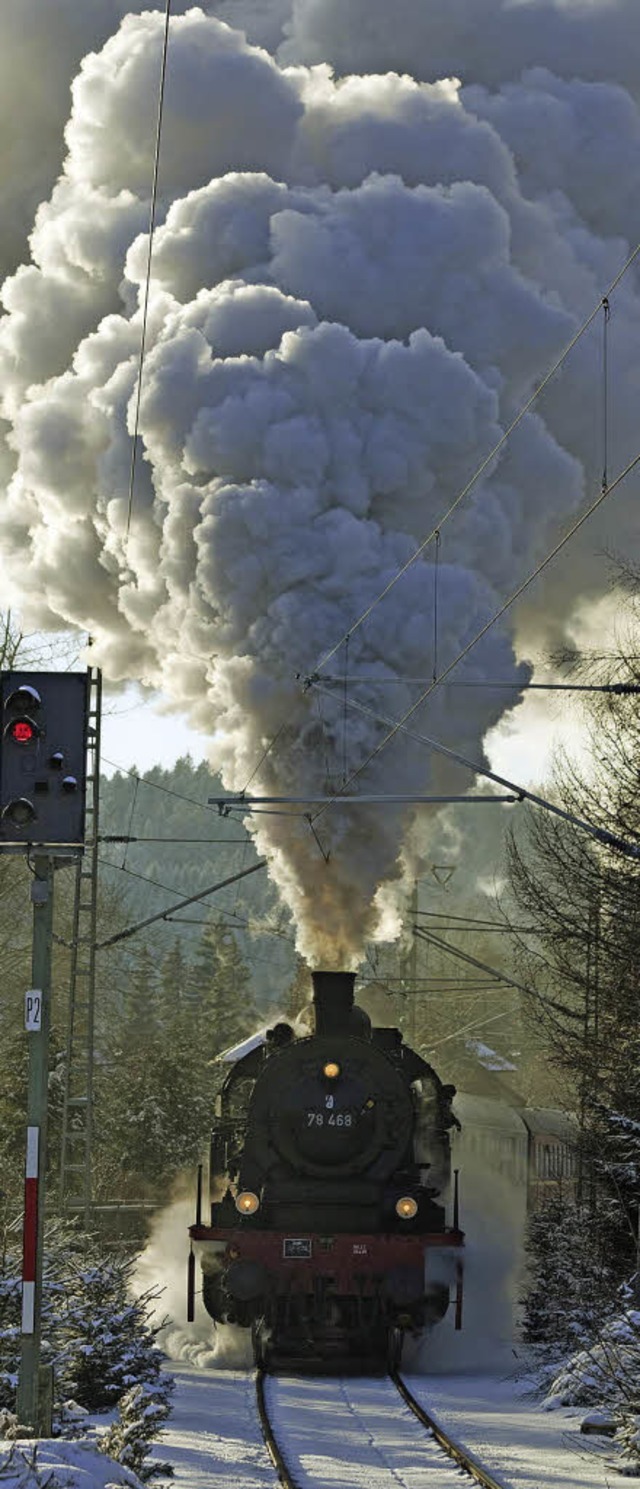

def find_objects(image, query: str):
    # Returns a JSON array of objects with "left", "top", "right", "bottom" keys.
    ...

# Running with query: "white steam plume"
[
  {"left": 133, "top": 1196, "right": 253, "bottom": 1368},
  {"left": 0, "top": 2, "right": 262, "bottom": 289},
  {"left": 281, "top": 0, "right": 640, "bottom": 99},
  {"left": 0, "top": 4, "right": 639, "bottom": 963}
]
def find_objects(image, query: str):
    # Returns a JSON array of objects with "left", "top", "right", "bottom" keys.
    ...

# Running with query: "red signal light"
[{"left": 6, "top": 717, "right": 39, "bottom": 744}]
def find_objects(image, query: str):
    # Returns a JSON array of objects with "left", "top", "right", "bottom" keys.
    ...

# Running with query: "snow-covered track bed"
[
  {"left": 256, "top": 1370, "right": 508, "bottom": 1489},
  {"left": 391, "top": 1371, "right": 506, "bottom": 1489}
]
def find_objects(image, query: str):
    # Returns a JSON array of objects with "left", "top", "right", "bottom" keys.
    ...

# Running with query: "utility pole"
[{"left": 16, "top": 856, "right": 55, "bottom": 1434}]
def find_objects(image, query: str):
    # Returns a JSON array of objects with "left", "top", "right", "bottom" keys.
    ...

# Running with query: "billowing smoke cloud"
[
  {"left": 281, "top": 0, "right": 640, "bottom": 98},
  {"left": 0, "top": 1, "right": 289, "bottom": 288},
  {"left": 1, "top": 3, "right": 638, "bottom": 964}
]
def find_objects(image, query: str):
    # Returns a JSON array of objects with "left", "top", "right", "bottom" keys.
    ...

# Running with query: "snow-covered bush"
[
  {"left": 0, "top": 1289, "right": 21, "bottom": 1414},
  {"left": 0, "top": 1438, "right": 145, "bottom": 1489},
  {"left": 0, "top": 1217, "right": 171, "bottom": 1445},
  {"left": 543, "top": 1305, "right": 640, "bottom": 1408},
  {"left": 98, "top": 1380, "right": 174, "bottom": 1480},
  {"left": 543, "top": 1302, "right": 640, "bottom": 1474},
  {"left": 522, "top": 1192, "right": 618, "bottom": 1354},
  {"left": 0, "top": 1221, "right": 23, "bottom": 1414},
  {"left": 615, "top": 1411, "right": 640, "bottom": 1478},
  {"left": 53, "top": 1252, "right": 167, "bottom": 1412},
  {"left": 0, "top": 1444, "right": 64, "bottom": 1489}
]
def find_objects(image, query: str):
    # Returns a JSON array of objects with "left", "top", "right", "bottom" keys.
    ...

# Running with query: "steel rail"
[
  {"left": 391, "top": 1369, "right": 507, "bottom": 1489},
  {"left": 255, "top": 1368, "right": 301, "bottom": 1489}
]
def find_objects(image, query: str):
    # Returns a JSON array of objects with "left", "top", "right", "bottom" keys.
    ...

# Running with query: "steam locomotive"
[{"left": 188, "top": 969, "right": 464, "bottom": 1371}]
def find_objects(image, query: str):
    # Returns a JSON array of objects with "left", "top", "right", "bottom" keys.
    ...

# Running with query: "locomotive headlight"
[
  {"left": 395, "top": 1196, "right": 418, "bottom": 1220},
  {"left": 322, "top": 1061, "right": 341, "bottom": 1080},
  {"left": 235, "top": 1190, "right": 260, "bottom": 1215}
]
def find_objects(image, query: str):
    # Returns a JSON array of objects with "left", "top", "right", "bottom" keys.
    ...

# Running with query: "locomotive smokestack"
[{"left": 311, "top": 970, "right": 356, "bottom": 1036}]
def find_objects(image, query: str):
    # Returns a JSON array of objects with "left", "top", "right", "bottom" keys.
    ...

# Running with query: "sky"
[
  {"left": 98, "top": 671, "right": 582, "bottom": 786},
  {"left": 100, "top": 680, "right": 211, "bottom": 776},
  {"left": 1, "top": 0, "right": 638, "bottom": 958}
]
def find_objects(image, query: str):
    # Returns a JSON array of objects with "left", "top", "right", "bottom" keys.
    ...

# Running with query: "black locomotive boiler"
[{"left": 188, "top": 969, "right": 464, "bottom": 1370}]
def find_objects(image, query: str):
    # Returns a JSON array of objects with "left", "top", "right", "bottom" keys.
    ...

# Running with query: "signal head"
[
  {"left": 5, "top": 716, "right": 40, "bottom": 744},
  {"left": 6, "top": 685, "right": 42, "bottom": 713},
  {"left": 1, "top": 797, "right": 37, "bottom": 826}
]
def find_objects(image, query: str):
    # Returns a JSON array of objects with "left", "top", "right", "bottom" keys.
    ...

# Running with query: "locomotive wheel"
[
  {"left": 387, "top": 1327, "right": 403, "bottom": 1373},
  {"left": 251, "top": 1320, "right": 271, "bottom": 1371}
]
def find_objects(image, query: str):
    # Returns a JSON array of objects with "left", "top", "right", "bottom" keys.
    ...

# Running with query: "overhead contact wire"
[
  {"left": 309, "top": 447, "right": 640, "bottom": 819},
  {"left": 311, "top": 683, "right": 640, "bottom": 861},
  {"left": 602, "top": 296, "right": 610, "bottom": 494},
  {"left": 342, "top": 633, "right": 350, "bottom": 785},
  {"left": 311, "top": 240, "right": 640, "bottom": 678},
  {"left": 125, "top": 0, "right": 173, "bottom": 544},
  {"left": 433, "top": 529, "right": 440, "bottom": 684},
  {"left": 241, "top": 720, "right": 293, "bottom": 794}
]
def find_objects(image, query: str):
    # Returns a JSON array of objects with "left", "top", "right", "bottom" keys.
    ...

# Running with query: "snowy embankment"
[
  {"left": 0, "top": 1363, "right": 620, "bottom": 1489},
  {"left": 0, "top": 1438, "right": 144, "bottom": 1489},
  {"left": 149, "top": 1363, "right": 619, "bottom": 1489},
  {"left": 409, "top": 1373, "right": 617, "bottom": 1489}
]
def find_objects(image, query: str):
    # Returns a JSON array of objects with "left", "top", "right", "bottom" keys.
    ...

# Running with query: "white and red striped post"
[
  {"left": 16, "top": 857, "right": 54, "bottom": 1435},
  {"left": 21, "top": 1126, "right": 40, "bottom": 1337}
]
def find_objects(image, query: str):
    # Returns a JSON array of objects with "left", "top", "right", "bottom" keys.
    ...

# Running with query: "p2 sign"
[{"left": 25, "top": 990, "right": 42, "bottom": 1031}]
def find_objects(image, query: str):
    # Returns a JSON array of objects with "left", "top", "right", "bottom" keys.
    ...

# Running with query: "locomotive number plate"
[
  {"left": 283, "top": 1238, "right": 312, "bottom": 1259},
  {"left": 306, "top": 1110, "right": 354, "bottom": 1127}
]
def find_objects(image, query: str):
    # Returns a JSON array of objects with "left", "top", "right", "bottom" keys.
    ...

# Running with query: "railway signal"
[
  {"left": 1, "top": 670, "right": 92, "bottom": 1433},
  {"left": 0, "top": 671, "right": 89, "bottom": 847}
]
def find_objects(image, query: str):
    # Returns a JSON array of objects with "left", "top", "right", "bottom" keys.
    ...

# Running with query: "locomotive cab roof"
[{"left": 216, "top": 1028, "right": 270, "bottom": 1063}]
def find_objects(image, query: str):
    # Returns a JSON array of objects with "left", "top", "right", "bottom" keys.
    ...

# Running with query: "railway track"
[
  {"left": 256, "top": 1368, "right": 507, "bottom": 1489},
  {"left": 390, "top": 1369, "right": 506, "bottom": 1489}
]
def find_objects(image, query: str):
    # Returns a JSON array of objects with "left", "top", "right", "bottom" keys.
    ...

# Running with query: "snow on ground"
[
  {"left": 0, "top": 1438, "right": 143, "bottom": 1489},
  {"left": 0, "top": 1364, "right": 620, "bottom": 1489},
  {"left": 154, "top": 1362, "right": 620, "bottom": 1489},
  {"left": 149, "top": 1364, "right": 276, "bottom": 1488},
  {"left": 407, "top": 1372, "right": 617, "bottom": 1488}
]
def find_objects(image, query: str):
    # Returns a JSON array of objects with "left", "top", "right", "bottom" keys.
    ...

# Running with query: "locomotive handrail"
[{"left": 391, "top": 1369, "right": 508, "bottom": 1489}]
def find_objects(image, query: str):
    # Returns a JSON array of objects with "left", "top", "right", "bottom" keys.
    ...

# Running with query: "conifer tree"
[
  {"left": 99, "top": 1379, "right": 174, "bottom": 1480},
  {"left": 0, "top": 1034, "right": 27, "bottom": 1207},
  {"left": 55, "top": 1251, "right": 168, "bottom": 1413},
  {"left": 158, "top": 938, "right": 189, "bottom": 1024},
  {"left": 508, "top": 622, "right": 640, "bottom": 1334},
  {"left": 122, "top": 943, "right": 161, "bottom": 1037},
  {"left": 523, "top": 1193, "right": 617, "bottom": 1353},
  {"left": 187, "top": 918, "right": 257, "bottom": 1057},
  {"left": 94, "top": 1007, "right": 211, "bottom": 1197},
  {"left": 0, "top": 1216, "right": 169, "bottom": 1434}
]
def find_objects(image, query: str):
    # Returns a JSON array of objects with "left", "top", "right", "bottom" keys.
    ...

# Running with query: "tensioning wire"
[
  {"left": 602, "top": 295, "right": 611, "bottom": 494},
  {"left": 427, "top": 1003, "right": 520, "bottom": 1051},
  {"left": 311, "top": 682, "right": 640, "bottom": 869},
  {"left": 124, "top": 0, "right": 172, "bottom": 545},
  {"left": 310, "top": 238, "right": 640, "bottom": 680},
  {"left": 102, "top": 756, "right": 239, "bottom": 815},
  {"left": 309, "top": 445, "right": 640, "bottom": 819}
]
